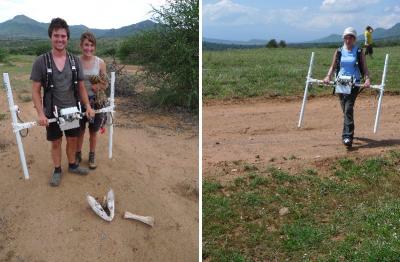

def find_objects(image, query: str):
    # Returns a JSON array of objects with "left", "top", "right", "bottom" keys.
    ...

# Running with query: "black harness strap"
[
  {"left": 335, "top": 47, "right": 364, "bottom": 78},
  {"left": 43, "top": 51, "right": 80, "bottom": 116},
  {"left": 43, "top": 52, "right": 54, "bottom": 116},
  {"left": 333, "top": 46, "right": 364, "bottom": 95},
  {"left": 67, "top": 52, "right": 80, "bottom": 103}
]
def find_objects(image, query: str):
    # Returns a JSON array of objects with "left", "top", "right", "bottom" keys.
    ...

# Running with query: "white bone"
[
  {"left": 124, "top": 211, "right": 154, "bottom": 227},
  {"left": 87, "top": 189, "right": 115, "bottom": 222},
  {"left": 87, "top": 195, "right": 113, "bottom": 222},
  {"left": 107, "top": 189, "right": 115, "bottom": 219}
]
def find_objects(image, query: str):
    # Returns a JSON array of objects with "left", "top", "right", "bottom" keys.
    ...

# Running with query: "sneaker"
[
  {"left": 343, "top": 138, "right": 352, "bottom": 148},
  {"left": 89, "top": 152, "right": 97, "bottom": 170},
  {"left": 50, "top": 170, "right": 62, "bottom": 186},
  {"left": 75, "top": 151, "right": 82, "bottom": 164},
  {"left": 68, "top": 165, "right": 89, "bottom": 176}
]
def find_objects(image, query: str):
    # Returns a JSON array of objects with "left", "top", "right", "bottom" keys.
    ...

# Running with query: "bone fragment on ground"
[
  {"left": 87, "top": 189, "right": 115, "bottom": 222},
  {"left": 124, "top": 211, "right": 154, "bottom": 227}
]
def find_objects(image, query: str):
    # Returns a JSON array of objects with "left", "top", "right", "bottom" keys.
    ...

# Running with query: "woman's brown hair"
[{"left": 80, "top": 31, "right": 96, "bottom": 46}]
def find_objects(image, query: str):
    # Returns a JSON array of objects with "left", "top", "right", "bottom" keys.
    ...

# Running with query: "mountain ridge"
[
  {"left": 0, "top": 15, "right": 157, "bottom": 39},
  {"left": 203, "top": 22, "right": 400, "bottom": 45}
]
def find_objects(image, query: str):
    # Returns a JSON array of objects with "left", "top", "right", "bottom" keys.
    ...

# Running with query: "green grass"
[
  {"left": 203, "top": 46, "right": 400, "bottom": 99},
  {"left": 1, "top": 55, "right": 36, "bottom": 91},
  {"left": 203, "top": 151, "right": 400, "bottom": 261}
]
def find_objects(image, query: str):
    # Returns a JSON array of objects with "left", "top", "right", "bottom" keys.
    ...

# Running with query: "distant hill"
[
  {"left": 311, "top": 22, "right": 400, "bottom": 43},
  {"left": 203, "top": 37, "right": 266, "bottom": 46},
  {"left": 203, "top": 41, "right": 266, "bottom": 51},
  {"left": 0, "top": 15, "right": 157, "bottom": 39}
]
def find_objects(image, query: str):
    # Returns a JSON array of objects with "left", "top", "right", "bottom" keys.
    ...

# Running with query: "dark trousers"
[
  {"left": 365, "top": 45, "right": 373, "bottom": 56},
  {"left": 338, "top": 87, "right": 359, "bottom": 140}
]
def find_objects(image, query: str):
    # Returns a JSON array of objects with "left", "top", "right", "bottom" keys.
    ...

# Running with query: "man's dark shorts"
[
  {"left": 80, "top": 96, "right": 106, "bottom": 133},
  {"left": 46, "top": 121, "right": 80, "bottom": 141},
  {"left": 365, "top": 45, "right": 373, "bottom": 55}
]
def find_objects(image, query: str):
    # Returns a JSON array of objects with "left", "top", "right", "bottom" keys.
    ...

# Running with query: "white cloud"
[
  {"left": 203, "top": 0, "right": 260, "bottom": 25},
  {"left": 302, "top": 13, "right": 356, "bottom": 30},
  {"left": 375, "top": 13, "right": 400, "bottom": 28},
  {"left": 321, "top": 0, "right": 380, "bottom": 13},
  {"left": 384, "top": 5, "right": 400, "bottom": 13}
]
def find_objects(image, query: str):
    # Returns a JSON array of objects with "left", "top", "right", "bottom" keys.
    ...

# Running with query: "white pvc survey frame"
[
  {"left": 2, "top": 72, "right": 116, "bottom": 179},
  {"left": 298, "top": 52, "right": 389, "bottom": 134}
]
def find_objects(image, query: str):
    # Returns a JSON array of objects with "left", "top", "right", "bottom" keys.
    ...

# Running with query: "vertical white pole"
[
  {"left": 108, "top": 72, "right": 115, "bottom": 159},
  {"left": 373, "top": 54, "right": 389, "bottom": 134},
  {"left": 298, "top": 52, "right": 315, "bottom": 128},
  {"left": 3, "top": 73, "right": 30, "bottom": 179}
]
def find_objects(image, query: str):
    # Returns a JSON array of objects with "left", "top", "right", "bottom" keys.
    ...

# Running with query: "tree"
[
  {"left": 0, "top": 47, "right": 9, "bottom": 63},
  {"left": 266, "top": 39, "right": 278, "bottom": 48},
  {"left": 279, "top": 40, "right": 287, "bottom": 48},
  {"left": 118, "top": 0, "right": 199, "bottom": 111}
]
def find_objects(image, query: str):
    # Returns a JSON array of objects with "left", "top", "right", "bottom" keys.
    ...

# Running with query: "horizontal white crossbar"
[{"left": 307, "top": 78, "right": 383, "bottom": 91}]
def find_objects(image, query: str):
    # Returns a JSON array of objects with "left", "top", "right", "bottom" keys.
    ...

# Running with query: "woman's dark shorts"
[{"left": 80, "top": 96, "right": 106, "bottom": 133}]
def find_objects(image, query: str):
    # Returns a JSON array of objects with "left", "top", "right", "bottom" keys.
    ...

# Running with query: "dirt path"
[
  {"left": 0, "top": 95, "right": 198, "bottom": 261},
  {"left": 203, "top": 95, "right": 400, "bottom": 175}
]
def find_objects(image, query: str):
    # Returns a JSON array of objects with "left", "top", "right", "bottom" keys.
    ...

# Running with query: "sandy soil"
[
  {"left": 0, "top": 93, "right": 198, "bottom": 261},
  {"left": 203, "top": 95, "right": 400, "bottom": 176}
]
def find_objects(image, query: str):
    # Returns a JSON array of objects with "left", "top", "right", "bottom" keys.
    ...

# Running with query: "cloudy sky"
[
  {"left": 0, "top": 0, "right": 167, "bottom": 29},
  {"left": 203, "top": 0, "right": 400, "bottom": 42}
]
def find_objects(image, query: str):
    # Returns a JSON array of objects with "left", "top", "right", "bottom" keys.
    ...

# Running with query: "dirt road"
[
  {"left": 0, "top": 95, "right": 198, "bottom": 261},
  {"left": 203, "top": 95, "right": 400, "bottom": 174}
]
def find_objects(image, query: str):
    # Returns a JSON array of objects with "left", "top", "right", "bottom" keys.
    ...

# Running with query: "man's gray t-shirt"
[{"left": 30, "top": 52, "right": 84, "bottom": 116}]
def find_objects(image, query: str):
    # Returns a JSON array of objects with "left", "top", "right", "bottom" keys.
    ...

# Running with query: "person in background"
[
  {"left": 76, "top": 31, "right": 108, "bottom": 169},
  {"left": 364, "top": 25, "right": 374, "bottom": 59}
]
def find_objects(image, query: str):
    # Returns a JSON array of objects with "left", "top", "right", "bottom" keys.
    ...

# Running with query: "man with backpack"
[
  {"left": 323, "top": 27, "right": 371, "bottom": 149},
  {"left": 31, "top": 18, "right": 95, "bottom": 186}
]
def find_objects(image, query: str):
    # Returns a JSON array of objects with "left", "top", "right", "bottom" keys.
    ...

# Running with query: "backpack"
[
  {"left": 42, "top": 51, "right": 80, "bottom": 116},
  {"left": 335, "top": 46, "right": 364, "bottom": 79}
]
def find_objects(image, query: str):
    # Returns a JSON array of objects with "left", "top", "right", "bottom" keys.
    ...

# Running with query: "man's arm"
[{"left": 32, "top": 81, "right": 48, "bottom": 126}]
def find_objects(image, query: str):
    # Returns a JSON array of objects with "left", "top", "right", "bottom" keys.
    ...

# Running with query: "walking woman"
[
  {"left": 76, "top": 31, "right": 108, "bottom": 168},
  {"left": 323, "top": 27, "right": 371, "bottom": 148}
]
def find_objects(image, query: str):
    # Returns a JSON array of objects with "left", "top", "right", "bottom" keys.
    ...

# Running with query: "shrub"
[
  {"left": 266, "top": 39, "right": 278, "bottom": 48},
  {"left": 0, "top": 47, "right": 9, "bottom": 62},
  {"left": 118, "top": 0, "right": 199, "bottom": 111}
]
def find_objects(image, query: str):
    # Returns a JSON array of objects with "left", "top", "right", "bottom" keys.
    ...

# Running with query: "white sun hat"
[{"left": 343, "top": 27, "right": 357, "bottom": 38}]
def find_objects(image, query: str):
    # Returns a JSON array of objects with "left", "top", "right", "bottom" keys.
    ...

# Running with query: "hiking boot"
[
  {"left": 88, "top": 152, "right": 97, "bottom": 170},
  {"left": 50, "top": 169, "right": 62, "bottom": 187},
  {"left": 75, "top": 151, "right": 82, "bottom": 164},
  {"left": 68, "top": 165, "right": 89, "bottom": 176},
  {"left": 343, "top": 138, "right": 352, "bottom": 148}
]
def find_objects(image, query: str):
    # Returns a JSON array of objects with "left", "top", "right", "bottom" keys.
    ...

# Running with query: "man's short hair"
[
  {"left": 80, "top": 31, "right": 97, "bottom": 47},
  {"left": 48, "top": 18, "right": 70, "bottom": 39},
  {"left": 366, "top": 25, "right": 373, "bottom": 31}
]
